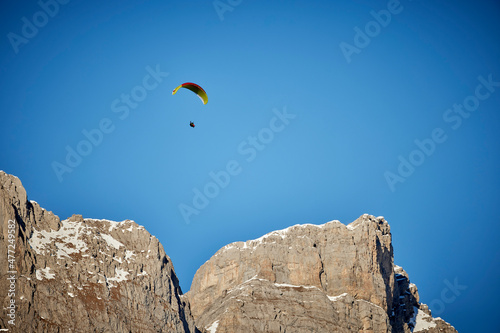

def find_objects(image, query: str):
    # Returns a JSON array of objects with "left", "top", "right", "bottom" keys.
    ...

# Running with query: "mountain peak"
[
  {"left": 187, "top": 214, "right": 456, "bottom": 333},
  {"left": 0, "top": 171, "right": 458, "bottom": 332},
  {"left": 0, "top": 171, "right": 198, "bottom": 332}
]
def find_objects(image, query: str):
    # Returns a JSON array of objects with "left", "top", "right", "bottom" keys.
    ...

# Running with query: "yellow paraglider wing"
[{"left": 172, "top": 82, "right": 208, "bottom": 104}]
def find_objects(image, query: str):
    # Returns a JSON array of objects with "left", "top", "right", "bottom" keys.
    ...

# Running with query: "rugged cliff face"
[
  {"left": 0, "top": 171, "right": 458, "bottom": 332},
  {"left": 186, "top": 216, "right": 458, "bottom": 333},
  {"left": 0, "top": 171, "right": 198, "bottom": 333}
]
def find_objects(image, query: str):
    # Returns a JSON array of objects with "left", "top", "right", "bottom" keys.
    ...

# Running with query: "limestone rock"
[
  {"left": 0, "top": 170, "right": 458, "bottom": 332},
  {"left": 187, "top": 215, "right": 458, "bottom": 333},
  {"left": 0, "top": 171, "right": 198, "bottom": 333}
]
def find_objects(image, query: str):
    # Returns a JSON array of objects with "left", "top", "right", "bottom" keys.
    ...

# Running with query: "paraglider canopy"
[{"left": 172, "top": 82, "right": 208, "bottom": 105}]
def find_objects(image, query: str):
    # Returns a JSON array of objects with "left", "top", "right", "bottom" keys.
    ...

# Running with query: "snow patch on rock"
[
  {"left": 328, "top": 292, "right": 348, "bottom": 302},
  {"left": 100, "top": 233, "right": 124, "bottom": 249},
  {"left": 29, "top": 220, "right": 89, "bottom": 259},
  {"left": 36, "top": 267, "right": 55, "bottom": 280},
  {"left": 220, "top": 220, "right": 342, "bottom": 253},
  {"left": 107, "top": 268, "right": 130, "bottom": 285},
  {"left": 125, "top": 250, "right": 136, "bottom": 261},
  {"left": 274, "top": 283, "right": 321, "bottom": 290},
  {"left": 410, "top": 307, "right": 437, "bottom": 332},
  {"left": 206, "top": 320, "right": 219, "bottom": 333}
]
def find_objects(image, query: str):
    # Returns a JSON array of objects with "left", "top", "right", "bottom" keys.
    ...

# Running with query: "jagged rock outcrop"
[
  {"left": 186, "top": 216, "right": 458, "bottom": 333},
  {"left": 0, "top": 170, "right": 458, "bottom": 332},
  {"left": 0, "top": 171, "right": 198, "bottom": 333}
]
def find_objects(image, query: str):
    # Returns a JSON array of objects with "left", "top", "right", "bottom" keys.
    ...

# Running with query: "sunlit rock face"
[
  {"left": 0, "top": 170, "right": 458, "bottom": 332},
  {"left": 0, "top": 171, "right": 198, "bottom": 333},
  {"left": 187, "top": 215, "right": 458, "bottom": 333}
]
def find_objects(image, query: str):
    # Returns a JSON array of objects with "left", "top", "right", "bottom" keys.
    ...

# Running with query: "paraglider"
[
  {"left": 172, "top": 82, "right": 208, "bottom": 105},
  {"left": 172, "top": 82, "right": 207, "bottom": 127}
]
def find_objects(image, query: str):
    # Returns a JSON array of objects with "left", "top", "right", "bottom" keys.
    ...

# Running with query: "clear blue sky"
[{"left": 1, "top": 1, "right": 499, "bottom": 331}]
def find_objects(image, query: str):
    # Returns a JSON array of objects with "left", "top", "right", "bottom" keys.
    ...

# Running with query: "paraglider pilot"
[{"left": 190, "top": 121, "right": 195, "bottom": 128}]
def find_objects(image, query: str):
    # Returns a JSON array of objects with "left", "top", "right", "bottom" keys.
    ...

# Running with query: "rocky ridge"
[
  {"left": 186, "top": 216, "right": 458, "bottom": 333},
  {"left": 0, "top": 170, "right": 458, "bottom": 332},
  {"left": 0, "top": 171, "right": 198, "bottom": 333}
]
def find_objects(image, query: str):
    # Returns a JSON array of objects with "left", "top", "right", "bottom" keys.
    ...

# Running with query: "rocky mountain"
[
  {"left": 186, "top": 216, "right": 458, "bottom": 333},
  {"left": 0, "top": 171, "right": 458, "bottom": 332},
  {"left": 0, "top": 171, "right": 198, "bottom": 333}
]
